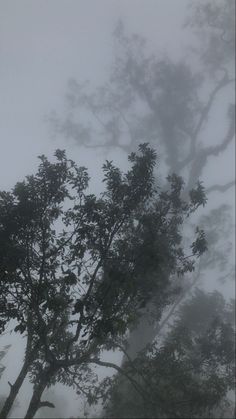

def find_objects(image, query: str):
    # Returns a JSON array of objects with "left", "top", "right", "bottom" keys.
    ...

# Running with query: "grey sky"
[
  {"left": 0, "top": 2, "right": 190, "bottom": 417},
  {"left": 0, "top": 1, "right": 234, "bottom": 418},
  {"left": 0, "top": 0, "right": 190, "bottom": 190}
]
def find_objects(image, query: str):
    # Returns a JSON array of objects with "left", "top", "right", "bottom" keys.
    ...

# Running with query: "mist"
[{"left": 0, "top": 1, "right": 235, "bottom": 418}]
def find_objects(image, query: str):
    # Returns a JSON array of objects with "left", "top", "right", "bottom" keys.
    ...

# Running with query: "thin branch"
[
  {"left": 38, "top": 401, "right": 55, "bottom": 409},
  {"left": 64, "top": 258, "right": 103, "bottom": 358},
  {"left": 204, "top": 119, "right": 235, "bottom": 158},
  {"left": 179, "top": 77, "right": 235, "bottom": 170},
  {"left": 88, "top": 358, "right": 147, "bottom": 401},
  {"left": 186, "top": 117, "right": 235, "bottom": 191},
  {"left": 154, "top": 265, "right": 201, "bottom": 337},
  {"left": 114, "top": 341, "right": 152, "bottom": 388},
  {"left": 65, "top": 217, "right": 125, "bottom": 356},
  {"left": 193, "top": 77, "right": 234, "bottom": 140},
  {"left": 206, "top": 180, "right": 235, "bottom": 194}
]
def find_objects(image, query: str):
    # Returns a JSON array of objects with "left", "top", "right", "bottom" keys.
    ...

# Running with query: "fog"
[
  {"left": 0, "top": 1, "right": 235, "bottom": 418},
  {"left": 0, "top": 0, "right": 190, "bottom": 189}
]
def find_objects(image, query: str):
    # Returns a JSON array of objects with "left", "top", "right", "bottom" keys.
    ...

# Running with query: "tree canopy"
[
  {"left": 0, "top": 144, "right": 207, "bottom": 418},
  {"left": 106, "top": 290, "right": 235, "bottom": 418},
  {"left": 0, "top": 1, "right": 234, "bottom": 418}
]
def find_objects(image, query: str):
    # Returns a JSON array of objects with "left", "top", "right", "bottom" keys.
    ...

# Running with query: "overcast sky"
[
  {"left": 0, "top": 2, "right": 190, "bottom": 417},
  {"left": 0, "top": 0, "right": 191, "bottom": 191},
  {"left": 0, "top": 1, "right": 234, "bottom": 418}
]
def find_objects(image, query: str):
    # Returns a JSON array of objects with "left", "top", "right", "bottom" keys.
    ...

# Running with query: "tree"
[
  {"left": 48, "top": 1, "right": 234, "bottom": 416},
  {"left": 51, "top": 0, "right": 235, "bottom": 359},
  {"left": 0, "top": 145, "right": 206, "bottom": 418},
  {"left": 0, "top": 345, "right": 11, "bottom": 381},
  {"left": 105, "top": 290, "right": 235, "bottom": 418},
  {"left": 0, "top": 345, "right": 12, "bottom": 414}
]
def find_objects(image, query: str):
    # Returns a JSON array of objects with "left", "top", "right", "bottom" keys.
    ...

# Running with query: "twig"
[{"left": 206, "top": 180, "right": 235, "bottom": 194}]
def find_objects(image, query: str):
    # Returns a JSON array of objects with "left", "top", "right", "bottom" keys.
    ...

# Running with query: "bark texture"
[{"left": 24, "top": 366, "right": 55, "bottom": 419}]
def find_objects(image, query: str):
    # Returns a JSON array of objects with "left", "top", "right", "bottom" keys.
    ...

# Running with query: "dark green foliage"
[
  {"left": 44, "top": 2, "right": 234, "bottom": 417},
  {"left": 0, "top": 145, "right": 206, "bottom": 417}
]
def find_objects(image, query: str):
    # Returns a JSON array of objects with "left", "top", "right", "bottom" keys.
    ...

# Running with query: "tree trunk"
[
  {"left": 126, "top": 307, "right": 157, "bottom": 359},
  {"left": 0, "top": 359, "right": 31, "bottom": 419},
  {"left": 0, "top": 325, "right": 38, "bottom": 419},
  {"left": 24, "top": 366, "right": 55, "bottom": 419},
  {"left": 126, "top": 283, "right": 194, "bottom": 360}
]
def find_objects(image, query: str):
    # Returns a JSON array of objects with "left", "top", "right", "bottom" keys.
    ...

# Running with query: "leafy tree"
[
  {"left": 0, "top": 145, "right": 206, "bottom": 418},
  {"left": 51, "top": 0, "right": 235, "bottom": 362},
  {"left": 105, "top": 290, "right": 235, "bottom": 418},
  {"left": 48, "top": 1, "right": 235, "bottom": 416},
  {"left": 1, "top": 2, "right": 234, "bottom": 417}
]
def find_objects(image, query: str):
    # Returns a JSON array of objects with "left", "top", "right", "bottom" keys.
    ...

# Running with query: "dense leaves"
[
  {"left": 0, "top": 145, "right": 206, "bottom": 417},
  {"left": 106, "top": 291, "right": 235, "bottom": 419},
  {"left": 1, "top": 2, "right": 234, "bottom": 416}
]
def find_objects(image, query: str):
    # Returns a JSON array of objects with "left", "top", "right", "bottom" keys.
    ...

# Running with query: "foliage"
[
  {"left": 0, "top": 145, "right": 207, "bottom": 417},
  {"left": 186, "top": 0, "right": 235, "bottom": 73},
  {"left": 53, "top": 1, "right": 234, "bottom": 196},
  {"left": 105, "top": 290, "right": 235, "bottom": 418},
  {"left": 1, "top": 1, "right": 234, "bottom": 416}
]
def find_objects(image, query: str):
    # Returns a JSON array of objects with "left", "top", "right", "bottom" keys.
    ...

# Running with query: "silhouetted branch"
[
  {"left": 205, "top": 119, "right": 235, "bottom": 158},
  {"left": 89, "top": 358, "right": 147, "bottom": 400},
  {"left": 114, "top": 341, "right": 152, "bottom": 388},
  {"left": 186, "top": 117, "right": 235, "bottom": 190},
  {"left": 206, "top": 180, "right": 235, "bottom": 194},
  {"left": 193, "top": 76, "right": 234, "bottom": 140},
  {"left": 38, "top": 401, "right": 55, "bottom": 409},
  {"left": 180, "top": 77, "right": 235, "bottom": 171},
  {"left": 154, "top": 272, "right": 200, "bottom": 337}
]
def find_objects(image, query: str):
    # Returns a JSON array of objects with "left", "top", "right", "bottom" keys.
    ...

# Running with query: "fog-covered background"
[
  {"left": 0, "top": 0, "right": 192, "bottom": 190},
  {"left": 0, "top": 1, "right": 235, "bottom": 418}
]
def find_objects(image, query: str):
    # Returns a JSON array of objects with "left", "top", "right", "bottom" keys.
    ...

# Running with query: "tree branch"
[
  {"left": 154, "top": 265, "right": 202, "bottom": 337},
  {"left": 114, "top": 341, "right": 152, "bottom": 389},
  {"left": 38, "top": 401, "right": 55, "bottom": 409},
  {"left": 186, "top": 117, "right": 235, "bottom": 191},
  {"left": 179, "top": 77, "right": 235, "bottom": 171},
  {"left": 205, "top": 120, "right": 235, "bottom": 158},
  {"left": 193, "top": 76, "right": 234, "bottom": 140},
  {"left": 206, "top": 180, "right": 235, "bottom": 194},
  {"left": 88, "top": 358, "right": 147, "bottom": 401}
]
